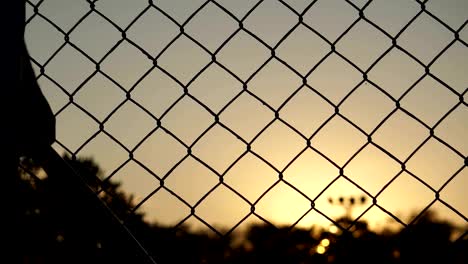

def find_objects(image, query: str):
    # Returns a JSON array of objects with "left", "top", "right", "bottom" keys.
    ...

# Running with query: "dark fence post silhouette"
[
  {"left": 2, "top": 1, "right": 55, "bottom": 262},
  {"left": 5, "top": 1, "right": 157, "bottom": 263}
]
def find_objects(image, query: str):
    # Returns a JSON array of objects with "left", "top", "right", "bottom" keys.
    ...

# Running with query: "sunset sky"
[{"left": 25, "top": 0, "right": 467, "bottom": 233}]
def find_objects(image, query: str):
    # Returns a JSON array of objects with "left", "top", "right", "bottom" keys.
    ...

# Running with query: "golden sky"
[{"left": 25, "top": 0, "right": 467, "bottom": 232}]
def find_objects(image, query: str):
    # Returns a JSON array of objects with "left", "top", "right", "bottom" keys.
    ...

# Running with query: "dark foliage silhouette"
[
  {"left": 17, "top": 156, "right": 143, "bottom": 263},
  {"left": 16, "top": 156, "right": 467, "bottom": 263},
  {"left": 9, "top": 0, "right": 467, "bottom": 263}
]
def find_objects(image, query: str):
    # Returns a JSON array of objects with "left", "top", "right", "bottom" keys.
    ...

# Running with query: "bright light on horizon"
[
  {"left": 320, "top": 238, "right": 330, "bottom": 247},
  {"left": 316, "top": 245, "right": 326, "bottom": 255},
  {"left": 26, "top": 0, "right": 467, "bottom": 233}
]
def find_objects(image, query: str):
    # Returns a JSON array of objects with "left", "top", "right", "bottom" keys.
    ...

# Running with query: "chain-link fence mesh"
[{"left": 23, "top": 0, "right": 467, "bottom": 261}]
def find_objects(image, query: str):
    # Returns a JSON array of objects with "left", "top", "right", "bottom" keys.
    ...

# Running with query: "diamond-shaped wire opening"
[
  {"left": 224, "top": 153, "right": 278, "bottom": 203},
  {"left": 195, "top": 185, "right": 250, "bottom": 234},
  {"left": 373, "top": 110, "right": 428, "bottom": 161},
  {"left": 376, "top": 172, "right": 435, "bottom": 225},
  {"left": 401, "top": 76, "right": 459, "bottom": 127},
  {"left": 133, "top": 129, "right": 187, "bottom": 177},
  {"left": 251, "top": 121, "right": 305, "bottom": 170},
  {"left": 126, "top": 6, "right": 179, "bottom": 57},
  {"left": 45, "top": 44, "right": 96, "bottom": 94},
  {"left": 368, "top": 48, "right": 425, "bottom": 99},
  {"left": 364, "top": 0, "right": 420, "bottom": 37},
  {"left": 398, "top": 12, "right": 454, "bottom": 65},
  {"left": 406, "top": 138, "right": 464, "bottom": 189},
  {"left": 78, "top": 132, "right": 129, "bottom": 176},
  {"left": 141, "top": 188, "right": 190, "bottom": 226},
  {"left": 70, "top": 12, "right": 121, "bottom": 61},
  {"left": 55, "top": 104, "right": 99, "bottom": 152},
  {"left": 340, "top": 82, "right": 395, "bottom": 133},
  {"left": 283, "top": 149, "right": 339, "bottom": 200},
  {"left": 303, "top": 0, "right": 358, "bottom": 42},
  {"left": 104, "top": 101, "right": 155, "bottom": 149},
  {"left": 280, "top": 87, "right": 334, "bottom": 137},
  {"left": 217, "top": 30, "right": 271, "bottom": 81},
  {"left": 311, "top": 116, "right": 367, "bottom": 166},
  {"left": 189, "top": 64, "right": 242, "bottom": 113},
  {"left": 244, "top": 0, "right": 298, "bottom": 47},
  {"left": 162, "top": 96, "right": 214, "bottom": 145},
  {"left": 165, "top": 157, "right": 219, "bottom": 206},
  {"left": 220, "top": 92, "right": 274, "bottom": 142},
  {"left": 100, "top": 41, "right": 153, "bottom": 90},
  {"left": 157, "top": 35, "right": 211, "bottom": 85},
  {"left": 307, "top": 53, "right": 362, "bottom": 104},
  {"left": 74, "top": 73, "right": 126, "bottom": 121},
  {"left": 255, "top": 182, "right": 312, "bottom": 226},
  {"left": 248, "top": 59, "right": 302, "bottom": 110},
  {"left": 192, "top": 124, "right": 246, "bottom": 174},
  {"left": 336, "top": 19, "right": 392, "bottom": 70},
  {"left": 109, "top": 161, "right": 160, "bottom": 209},
  {"left": 185, "top": 2, "right": 239, "bottom": 52},
  {"left": 345, "top": 145, "right": 401, "bottom": 196},
  {"left": 430, "top": 42, "right": 468, "bottom": 94},
  {"left": 276, "top": 24, "right": 330, "bottom": 75},
  {"left": 131, "top": 68, "right": 184, "bottom": 118}
]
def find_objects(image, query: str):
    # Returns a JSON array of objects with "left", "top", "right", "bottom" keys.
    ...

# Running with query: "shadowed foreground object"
[
  {"left": 2, "top": 1, "right": 157, "bottom": 263},
  {"left": 34, "top": 147, "right": 158, "bottom": 263},
  {"left": 2, "top": 1, "right": 56, "bottom": 262}
]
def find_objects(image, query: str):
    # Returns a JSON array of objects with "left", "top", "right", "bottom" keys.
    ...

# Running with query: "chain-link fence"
[{"left": 23, "top": 0, "right": 466, "bottom": 262}]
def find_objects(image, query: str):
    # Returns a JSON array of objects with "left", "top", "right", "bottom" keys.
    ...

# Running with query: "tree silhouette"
[
  {"left": 396, "top": 210, "right": 466, "bottom": 264},
  {"left": 16, "top": 155, "right": 150, "bottom": 263},
  {"left": 14, "top": 156, "right": 468, "bottom": 263},
  {"left": 15, "top": 155, "right": 232, "bottom": 263}
]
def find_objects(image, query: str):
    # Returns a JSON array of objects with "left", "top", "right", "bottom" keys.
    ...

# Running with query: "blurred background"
[{"left": 24, "top": 0, "right": 467, "bottom": 237}]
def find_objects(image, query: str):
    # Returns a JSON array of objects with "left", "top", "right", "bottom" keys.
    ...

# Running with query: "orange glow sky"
[{"left": 25, "top": 0, "right": 467, "bottom": 233}]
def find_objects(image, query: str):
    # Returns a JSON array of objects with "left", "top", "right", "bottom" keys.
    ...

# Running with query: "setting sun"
[{"left": 25, "top": 0, "right": 467, "bottom": 235}]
